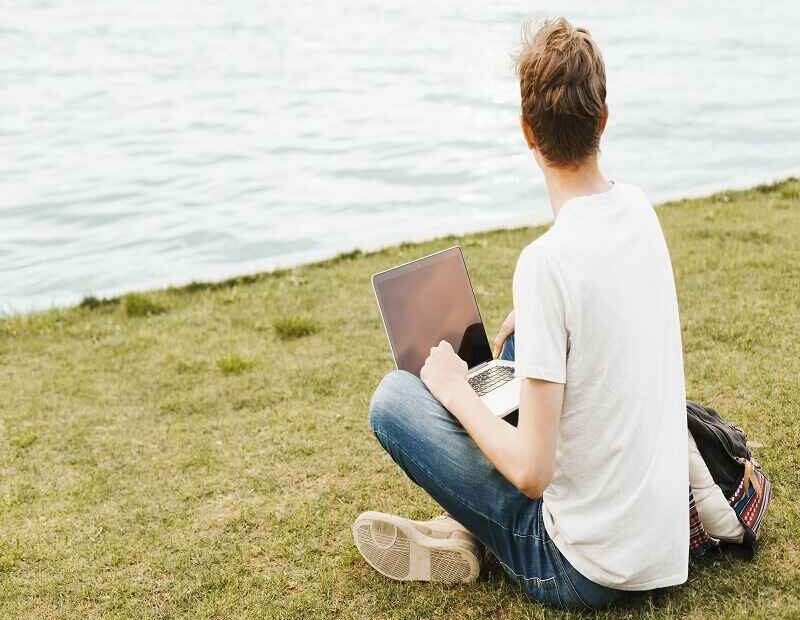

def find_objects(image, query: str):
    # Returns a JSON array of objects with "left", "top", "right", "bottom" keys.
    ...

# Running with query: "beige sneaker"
[{"left": 352, "top": 511, "right": 482, "bottom": 583}]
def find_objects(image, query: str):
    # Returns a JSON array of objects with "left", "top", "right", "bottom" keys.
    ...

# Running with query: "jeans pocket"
[
  {"left": 520, "top": 575, "right": 564, "bottom": 609},
  {"left": 550, "top": 541, "right": 630, "bottom": 610},
  {"left": 499, "top": 559, "right": 564, "bottom": 608},
  {"left": 550, "top": 542, "right": 594, "bottom": 610}
]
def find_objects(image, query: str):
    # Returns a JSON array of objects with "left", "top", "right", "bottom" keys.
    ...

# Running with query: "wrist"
[{"left": 441, "top": 378, "right": 474, "bottom": 412}]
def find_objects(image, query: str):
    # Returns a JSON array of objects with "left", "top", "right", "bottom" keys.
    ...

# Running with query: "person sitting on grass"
[{"left": 352, "top": 17, "right": 689, "bottom": 610}]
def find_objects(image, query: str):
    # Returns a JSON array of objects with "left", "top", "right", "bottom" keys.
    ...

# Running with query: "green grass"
[
  {"left": 1, "top": 179, "right": 799, "bottom": 619},
  {"left": 216, "top": 353, "right": 257, "bottom": 375},
  {"left": 123, "top": 293, "right": 167, "bottom": 317},
  {"left": 273, "top": 315, "right": 321, "bottom": 340}
]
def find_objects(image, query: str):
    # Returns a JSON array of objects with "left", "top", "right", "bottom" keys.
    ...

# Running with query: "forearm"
[
  {"left": 419, "top": 341, "right": 558, "bottom": 497},
  {"left": 443, "top": 382, "right": 537, "bottom": 493}
]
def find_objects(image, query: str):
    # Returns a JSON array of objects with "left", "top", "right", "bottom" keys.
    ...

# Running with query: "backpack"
[{"left": 686, "top": 401, "right": 772, "bottom": 559}]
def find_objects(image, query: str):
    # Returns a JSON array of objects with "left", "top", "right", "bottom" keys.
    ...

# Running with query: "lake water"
[{"left": 3, "top": 1, "right": 800, "bottom": 313}]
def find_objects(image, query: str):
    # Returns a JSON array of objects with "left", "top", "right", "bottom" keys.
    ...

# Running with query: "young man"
[{"left": 353, "top": 18, "right": 689, "bottom": 609}]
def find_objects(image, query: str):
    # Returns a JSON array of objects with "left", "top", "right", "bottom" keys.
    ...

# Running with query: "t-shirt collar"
[{"left": 556, "top": 180, "right": 617, "bottom": 220}]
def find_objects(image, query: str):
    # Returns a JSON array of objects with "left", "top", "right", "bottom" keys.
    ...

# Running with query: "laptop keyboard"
[{"left": 468, "top": 365, "right": 514, "bottom": 397}]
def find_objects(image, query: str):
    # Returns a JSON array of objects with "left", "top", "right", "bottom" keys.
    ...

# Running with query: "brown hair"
[{"left": 514, "top": 18, "right": 607, "bottom": 168}]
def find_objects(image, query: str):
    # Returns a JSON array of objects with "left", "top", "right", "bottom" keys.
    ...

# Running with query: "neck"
[{"left": 542, "top": 157, "right": 609, "bottom": 218}]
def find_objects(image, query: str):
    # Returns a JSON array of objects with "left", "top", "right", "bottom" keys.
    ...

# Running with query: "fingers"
[
  {"left": 429, "top": 340, "right": 453, "bottom": 355},
  {"left": 425, "top": 340, "right": 460, "bottom": 372},
  {"left": 420, "top": 341, "right": 448, "bottom": 385},
  {"left": 491, "top": 310, "right": 515, "bottom": 358},
  {"left": 491, "top": 336, "right": 501, "bottom": 359},
  {"left": 492, "top": 327, "right": 511, "bottom": 359}
]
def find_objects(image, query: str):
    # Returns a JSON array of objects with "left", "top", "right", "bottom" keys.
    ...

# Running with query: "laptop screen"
[{"left": 372, "top": 247, "right": 492, "bottom": 376}]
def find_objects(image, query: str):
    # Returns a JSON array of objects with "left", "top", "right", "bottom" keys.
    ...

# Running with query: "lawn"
[{"left": 1, "top": 179, "right": 799, "bottom": 619}]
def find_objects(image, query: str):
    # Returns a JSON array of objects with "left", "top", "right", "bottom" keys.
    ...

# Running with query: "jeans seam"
[
  {"left": 496, "top": 559, "right": 557, "bottom": 586},
  {"left": 498, "top": 559, "right": 562, "bottom": 607},
  {"left": 372, "top": 428, "right": 545, "bottom": 542},
  {"left": 551, "top": 541, "right": 593, "bottom": 611}
]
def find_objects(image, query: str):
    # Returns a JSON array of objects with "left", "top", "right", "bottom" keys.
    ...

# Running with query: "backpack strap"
[{"left": 737, "top": 458, "right": 763, "bottom": 500}]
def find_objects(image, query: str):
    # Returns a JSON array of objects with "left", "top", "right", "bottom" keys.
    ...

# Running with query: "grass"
[
  {"left": 123, "top": 293, "right": 168, "bottom": 318},
  {"left": 273, "top": 316, "right": 321, "bottom": 340},
  {"left": 216, "top": 353, "right": 257, "bottom": 375},
  {"left": 1, "top": 179, "right": 799, "bottom": 619}
]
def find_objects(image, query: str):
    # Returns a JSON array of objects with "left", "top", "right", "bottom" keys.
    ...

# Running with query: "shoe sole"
[{"left": 352, "top": 511, "right": 480, "bottom": 583}]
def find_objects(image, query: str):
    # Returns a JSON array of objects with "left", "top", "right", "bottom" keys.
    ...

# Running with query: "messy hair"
[{"left": 514, "top": 18, "right": 607, "bottom": 168}]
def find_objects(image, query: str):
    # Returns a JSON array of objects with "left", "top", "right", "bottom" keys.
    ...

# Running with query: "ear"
[
  {"left": 520, "top": 116, "right": 537, "bottom": 150},
  {"left": 598, "top": 104, "right": 609, "bottom": 135}
]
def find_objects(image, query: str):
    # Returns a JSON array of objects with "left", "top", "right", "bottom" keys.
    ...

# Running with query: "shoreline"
[{"left": 3, "top": 173, "right": 799, "bottom": 319}]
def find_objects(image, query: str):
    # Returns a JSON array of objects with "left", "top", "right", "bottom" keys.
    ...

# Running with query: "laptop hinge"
[{"left": 470, "top": 360, "right": 491, "bottom": 374}]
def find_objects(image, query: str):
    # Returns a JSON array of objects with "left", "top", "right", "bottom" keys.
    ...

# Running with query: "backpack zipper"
[{"left": 707, "top": 418, "right": 749, "bottom": 462}]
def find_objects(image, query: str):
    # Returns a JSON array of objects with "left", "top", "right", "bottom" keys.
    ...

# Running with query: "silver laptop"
[{"left": 372, "top": 246, "right": 520, "bottom": 417}]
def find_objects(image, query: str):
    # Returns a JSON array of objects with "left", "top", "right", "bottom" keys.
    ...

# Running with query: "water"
[{"left": 3, "top": 1, "right": 799, "bottom": 313}]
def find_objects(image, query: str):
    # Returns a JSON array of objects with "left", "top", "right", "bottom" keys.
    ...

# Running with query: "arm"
[{"left": 421, "top": 341, "right": 563, "bottom": 499}]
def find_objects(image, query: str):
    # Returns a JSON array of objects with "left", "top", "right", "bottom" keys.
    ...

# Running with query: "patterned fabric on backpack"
[
  {"left": 689, "top": 488, "right": 720, "bottom": 558},
  {"left": 728, "top": 458, "right": 772, "bottom": 555}
]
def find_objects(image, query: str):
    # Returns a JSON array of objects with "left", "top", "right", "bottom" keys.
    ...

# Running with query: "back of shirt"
[{"left": 512, "top": 182, "right": 689, "bottom": 590}]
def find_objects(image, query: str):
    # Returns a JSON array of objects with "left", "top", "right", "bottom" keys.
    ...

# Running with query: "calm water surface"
[{"left": 2, "top": 1, "right": 800, "bottom": 312}]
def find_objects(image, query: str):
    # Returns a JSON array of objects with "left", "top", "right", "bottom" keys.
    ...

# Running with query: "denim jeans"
[{"left": 368, "top": 335, "right": 626, "bottom": 610}]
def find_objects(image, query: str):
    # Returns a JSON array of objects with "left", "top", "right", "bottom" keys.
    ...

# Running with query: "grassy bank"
[{"left": 1, "top": 179, "right": 799, "bottom": 619}]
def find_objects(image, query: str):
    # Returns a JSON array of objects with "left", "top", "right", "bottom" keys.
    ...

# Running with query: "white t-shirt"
[{"left": 512, "top": 182, "right": 689, "bottom": 590}]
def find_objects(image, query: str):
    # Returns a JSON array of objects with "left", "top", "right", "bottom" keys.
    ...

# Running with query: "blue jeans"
[{"left": 368, "top": 335, "right": 626, "bottom": 610}]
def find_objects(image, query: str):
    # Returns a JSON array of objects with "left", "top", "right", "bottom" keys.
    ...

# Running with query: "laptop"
[{"left": 372, "top": 246, "right": 521, "bottom": 417}]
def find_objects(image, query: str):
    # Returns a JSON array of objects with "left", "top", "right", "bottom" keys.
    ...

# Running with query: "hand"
[
  {"left": 491, "top": 310, "right": 515, "bottom": 359},
  {"left": 420, "top": 340, "right": 469, "bottom": 408}
]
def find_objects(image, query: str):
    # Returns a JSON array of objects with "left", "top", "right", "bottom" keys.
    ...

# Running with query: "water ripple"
[{"left": 1, "top": 0, "right": 799, "bottom": 313}]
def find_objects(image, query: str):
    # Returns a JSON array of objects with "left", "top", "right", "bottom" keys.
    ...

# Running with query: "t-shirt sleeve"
[{"left": 512, "top": 247, "right": 568, "bottom": 384}]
